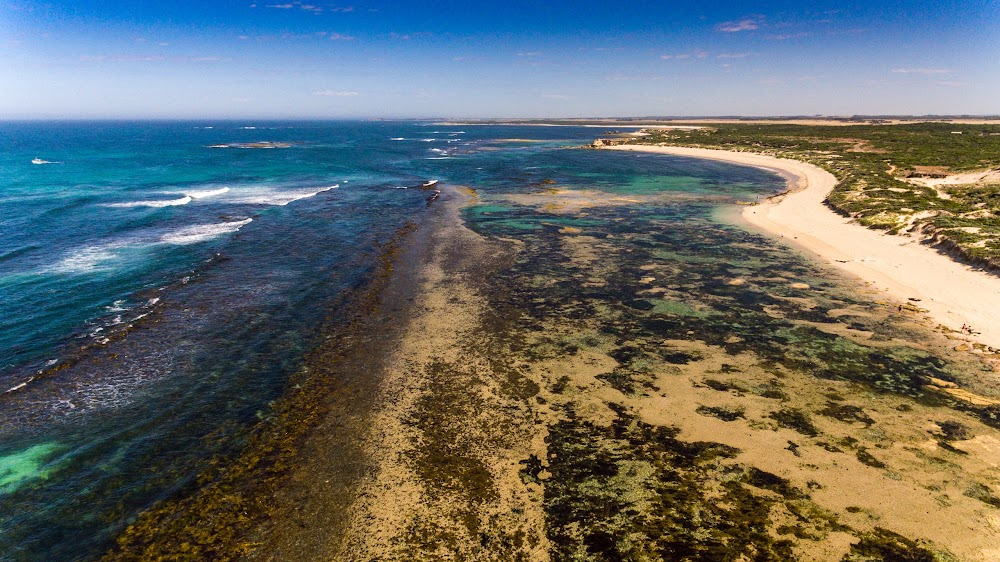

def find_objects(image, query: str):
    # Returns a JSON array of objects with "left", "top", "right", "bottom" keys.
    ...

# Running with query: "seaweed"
[
  {"left": 769, "top": 408, "right": 820, "bottom": 437},
  {"left": 844, "top": 527, "right": 939, "bottom": 562},
  {"left": 695, "top": 405, "right": 745, "bottom": 422}
]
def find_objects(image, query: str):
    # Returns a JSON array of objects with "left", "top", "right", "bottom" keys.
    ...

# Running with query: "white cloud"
[
  {"left": 517, "top": 51, "right": 542, "bottom": 57},
  {"left": 716, "top": 18, "right": 760, "bottom": 32},
  {"left": 891, "top": 67, "right": 954, "bottom": 75},
  {"left": 389, "top": 32, "right": 432, "bottom": 40},
  {"left": 767, "top": 32, "right": 811, "bottom": 40},
  {"left": 78, "top": 54, "right": 226, "bottom": 63},
  {"left": 264, "top": 2, "right": 352, "bottom": 13},
  {"left": 313, "top": 90, "right": 360, "bottom": 96},
  {"left": 716, "top": 52, "right": 751, "bottom": 59},
  {"left": 604, "top": 73, "right": 664, "bottom": 81},
  {"left": 328, "top": 33, "right": 354, "bottom": 40},
  {"left": 661, "top": 50, "right": 708, "bottom": 60}
]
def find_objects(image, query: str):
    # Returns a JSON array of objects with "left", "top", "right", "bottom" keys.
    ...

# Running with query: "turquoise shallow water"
[{"left": 0, "top": 122, "right": 785, "bottom": 560}]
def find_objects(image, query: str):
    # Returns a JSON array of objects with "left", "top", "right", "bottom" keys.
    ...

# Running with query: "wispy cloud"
[
  {"left": 388, "top": 32, "right": 431, "bottom": 40},
  {"left": 517, "top": 51, "right": 542, "bottom": 57},
  {"left": 262, "top": 2, "right": 353, "bottom": 14},
  {"left": 661, "top": 49, "right": 709, "bottom": 60},
  {"left": 937, "top": 81, "right": 968, "bottom": 88},
  {"left": 328, "top": 32, "right": 354, "bottom": 40},
  {"left": 716, "top": 52, "right": 752, "bottom": 59},
  {"left": 767, "top": 32, "right": 811, "bottom": 40},
  {"left": 313, "top": 90, "right": 359, "bottom": 96},
  {"left": 891, "top": 67, "right": 954, "bottom": 75},
  {"left": 604, "top": 73, "right": 664, "bottom": 81},
  {"left": 716, "top": 17, "right": 761, "bottom": 32},
  {"left": 542, "top": 94, "right": 569, "bottom": 100},
  {"left": 79, "top": 54, "right": 227, "bottom": 63}
]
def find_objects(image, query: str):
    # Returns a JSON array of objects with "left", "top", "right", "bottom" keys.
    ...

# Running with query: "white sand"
[{"left": 605, "top": 145, "right": 1000, "bottom": 350}]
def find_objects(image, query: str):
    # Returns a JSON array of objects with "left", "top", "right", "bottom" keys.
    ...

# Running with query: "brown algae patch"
[
  {"left": 336, "top": 187, "right": 549, "bottom": 560},
  {"left": 104, "top": 222, "right": 422, "bottom": 561},
  {"left": 469, "top": 191, "right": 1000, "bottom": 560},
  {"left": 107, "top": 178, "right": 1000, "bottom": 561}
]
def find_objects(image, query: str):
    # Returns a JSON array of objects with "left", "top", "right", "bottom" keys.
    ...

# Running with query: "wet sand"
[{"left": 605, "top": 145, "right": 1000, "bottom": 351}]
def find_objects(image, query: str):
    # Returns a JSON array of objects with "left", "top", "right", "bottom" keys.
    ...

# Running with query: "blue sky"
[{"left": 1, "top": 0, "right": 997, "bottom": 118}]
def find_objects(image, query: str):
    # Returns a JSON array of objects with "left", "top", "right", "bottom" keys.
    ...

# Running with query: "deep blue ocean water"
[{"left": 0, "top": 121, "right": 784, "bottom": 560}]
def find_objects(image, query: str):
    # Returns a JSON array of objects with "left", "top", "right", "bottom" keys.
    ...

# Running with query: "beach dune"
[{"left": 606, "top": 145, "right": 1000, "bottom": 351}]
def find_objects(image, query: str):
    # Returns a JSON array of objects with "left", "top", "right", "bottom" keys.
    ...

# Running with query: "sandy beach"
[{"left": 606, "top": 145, "right": 1000, "bottom": 352}]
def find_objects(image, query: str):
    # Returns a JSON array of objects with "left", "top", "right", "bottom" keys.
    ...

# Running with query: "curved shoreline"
[{"left": 604, "top": 144, "right": 1000, "bottom": 351}]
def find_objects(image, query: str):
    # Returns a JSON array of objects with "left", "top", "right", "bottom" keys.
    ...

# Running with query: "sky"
[{"left": 1, "top": 0, "right": 998, "bottom": 119}]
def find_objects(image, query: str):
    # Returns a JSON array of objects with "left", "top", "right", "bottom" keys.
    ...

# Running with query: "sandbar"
[{"left": 605, "top": 144, "right": 1000, "bottom": 350}]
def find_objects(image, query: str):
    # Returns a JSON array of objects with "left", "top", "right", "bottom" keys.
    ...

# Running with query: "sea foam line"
[
  {"left": 105, "top": 196, "right": 192, "bottom": 208},
  {"left": 185, "top": 187, "right": 230, "bottom": 199},
  {"left": 226, "top": 185, "right": 337, "bottom": 206},
  {"left": 48, "top": 245, "right": 124, "bottom": 274},
  {"left": 159, "top": 218, "right": 253, "bottom": 245}
]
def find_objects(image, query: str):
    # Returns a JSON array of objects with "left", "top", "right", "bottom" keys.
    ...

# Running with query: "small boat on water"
[
  {"left": 421, "top": 180, "right": 439, "bottom": 188},
  {"left": 31, "top": 158, "right": 47, "bottom": 164}
]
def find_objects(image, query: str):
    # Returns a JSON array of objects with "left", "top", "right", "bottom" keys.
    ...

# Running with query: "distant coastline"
[
  {"left": 603, "top": 144, "right": 1000, "bottom": 352},
  {"left": 436, "top": 117, "right": 1000, "bottom": 127}
]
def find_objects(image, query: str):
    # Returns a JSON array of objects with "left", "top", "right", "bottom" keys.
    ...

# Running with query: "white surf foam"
[
  {"left": 228, "top": 185, "right": 337, "bottom": 206},
  {"left": 159, "top": 218, "right": 253, "bottom": 245},
  {"left": 105, "top": 196, "right": 192, "bottom": 208},
  {"left": 49, "top": 245, "right": 121, "bottom": 274},
  {"left": 185, "top": 187, "right": 230, "bottom": 199}
]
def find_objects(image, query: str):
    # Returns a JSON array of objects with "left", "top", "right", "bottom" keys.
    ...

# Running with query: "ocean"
[{"left": 0, "top": 121, "right": 805, "bottom": 559}]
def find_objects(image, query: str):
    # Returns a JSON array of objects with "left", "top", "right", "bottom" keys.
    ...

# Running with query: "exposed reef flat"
[{"left": 107, "top": 177, "right": 1000, "bottom": 561}]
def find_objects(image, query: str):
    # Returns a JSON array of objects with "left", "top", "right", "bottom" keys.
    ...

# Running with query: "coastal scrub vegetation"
[{"left": 629, "top": 123, "right": 1000, "bottom": 270}]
